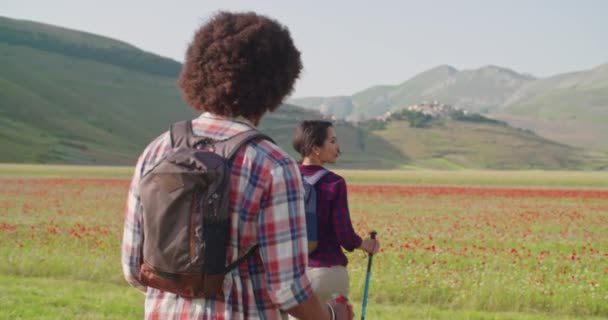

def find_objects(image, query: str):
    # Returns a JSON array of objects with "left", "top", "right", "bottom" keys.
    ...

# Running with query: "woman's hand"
[{"left": 359, "top": 237, "right": 380, "bottom": 255}]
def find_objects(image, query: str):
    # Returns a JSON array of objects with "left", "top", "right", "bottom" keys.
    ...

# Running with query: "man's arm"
[
  {"left": 121, "top": 154, "right": 147, "bottom": 293},
  {"left": 256, "top": 160, "right": 314, "bottom": 308},
  {"left": 253, "top": 153, "right": 360, "bottom": 319},
  {"left": 121, "top": 133, "right": 171, "bottom": 292},
  {"left": 256, "top": 159, "right": 352, "bottom": 319}
]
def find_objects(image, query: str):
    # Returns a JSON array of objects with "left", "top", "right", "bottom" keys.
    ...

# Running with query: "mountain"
[
  {"left": 491, "top": 63, "right": 608, "bottom": 151},
  {"left": 360, "top": 111, "right": 606, "bottom": 170},
  {"left": 0, "top": 16, "right": 404, "bottom": 168},
  {"left": 0, "top": 16, "right": 191, "bottom": 164},
  {"left": 290, "top": 65, "right": 534, "bottom": 120},
  {"left": 289, "top": 63, "right": 608, "bottom": 152},
  {"left": 1, "top": 16, "right": 606, "bottom": 170}
]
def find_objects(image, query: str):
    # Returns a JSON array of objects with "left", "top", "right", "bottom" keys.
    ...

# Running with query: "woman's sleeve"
[{"left": 331, "top": 178, "right": 362, "bottom": 251}]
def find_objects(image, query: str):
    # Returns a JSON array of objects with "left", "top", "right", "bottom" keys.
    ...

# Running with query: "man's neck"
[{"left": 199, "top": 112, "right": 259, "bottom": 127}]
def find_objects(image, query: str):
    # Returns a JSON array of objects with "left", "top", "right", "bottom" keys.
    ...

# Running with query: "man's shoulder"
[
  {"left": 245, "top": 137, "right": 295, "bottom": 167},
  {"left": 139, "top": 131, "right": 171, "bottom": 161},
  {"left": 136, "top": 125, "right": 295, "bottom": 173}
]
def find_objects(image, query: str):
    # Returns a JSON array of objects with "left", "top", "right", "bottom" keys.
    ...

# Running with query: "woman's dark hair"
[
  {"left": 178, "top": 11, "right": 302, "bottom": 120},
  {"left": 292, "top": 120, "right": 333, "bottom": 158}
]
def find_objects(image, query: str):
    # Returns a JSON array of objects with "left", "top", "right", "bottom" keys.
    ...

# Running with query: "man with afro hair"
[{"left": 122, "top": 11, "right": 352, "bottom": 320}]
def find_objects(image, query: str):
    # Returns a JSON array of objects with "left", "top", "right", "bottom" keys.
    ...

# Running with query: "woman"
[{"left": 292, "top": 120, "right": 380, "bottom": 302}]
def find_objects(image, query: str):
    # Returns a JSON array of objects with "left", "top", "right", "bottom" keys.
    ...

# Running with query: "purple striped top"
[{"left": 299, "top": 164, "right": 362, "bottom": 267}]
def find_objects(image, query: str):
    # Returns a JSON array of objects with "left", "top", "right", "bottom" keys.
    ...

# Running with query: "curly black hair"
[{"left": 178, "top": 11, "right": 302, "bottom": 121}]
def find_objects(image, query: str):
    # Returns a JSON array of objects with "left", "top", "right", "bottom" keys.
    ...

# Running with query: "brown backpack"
[{"left": 138, "top": 120, "right": 273, "bottom": 298}]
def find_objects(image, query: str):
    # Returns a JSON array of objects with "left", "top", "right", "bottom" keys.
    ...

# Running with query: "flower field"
[
  {"left": 1, "top": 169, "right": 607, "bottom": 319},
  {"left": 346, "top": 185, "right": 608, "bottom": 317}
]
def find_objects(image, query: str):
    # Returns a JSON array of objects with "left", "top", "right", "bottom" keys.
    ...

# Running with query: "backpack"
[
  {"left": 138, "top": 120, "right": 273, "bottom": 298},
  {"left": 302, "top": 169, "right": 328, "bottom": 253}
]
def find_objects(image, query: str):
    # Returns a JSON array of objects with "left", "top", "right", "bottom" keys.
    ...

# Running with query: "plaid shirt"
[
  {"left": 298, "top": 165, "right": 362, "bottom": 267},
  {"left": 122, "top": 113, "right": 313, "bottom": 319}
]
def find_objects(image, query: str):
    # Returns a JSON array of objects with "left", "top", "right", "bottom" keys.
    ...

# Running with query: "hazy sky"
[{"left": 2, "top": 0, "right": 607, "bottom": 98}]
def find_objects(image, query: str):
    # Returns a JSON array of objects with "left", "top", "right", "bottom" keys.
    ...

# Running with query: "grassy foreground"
[
  {"left": 1, "top": 276, "right": 602, "bottom": 320},
  {"left": 1, "top": 164, "right": 607, "bottom": 319}
]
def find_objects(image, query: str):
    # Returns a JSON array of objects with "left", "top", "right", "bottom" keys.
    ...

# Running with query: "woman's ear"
[{"left": 311, "top": 145, "right": 321, "bottom": 156}]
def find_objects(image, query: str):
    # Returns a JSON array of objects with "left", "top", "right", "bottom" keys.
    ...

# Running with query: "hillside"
[
  {"left": 0, "top": 34, "right": 193, "bottom": 163},
  {"left": 1, "top": 16, "right": 606, "bottom": 170},
  {"left": 259, "top": 106, "right": 406, "bottom": 168},
  {"left": 0, "top": 16, "right": 404, "bottom": 168},
  {"left": 290, "top": 65, "right": 534, "bottom": 120},
  {"left": 290, "top": 63, "right": 608, "bottom": 152},
  {"left": 366, "top": 117, "right": 607, "bottom": 170},
  {"left": 491, "top": 63, "right": 608, "bottom": 151}
]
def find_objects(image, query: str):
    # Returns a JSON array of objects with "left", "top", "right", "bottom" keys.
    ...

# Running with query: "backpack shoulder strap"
[
  {"left": 213, "top": 130, "right": 274, "bottom": 272},
  {"left": 214, "top": 130, "right": 275, "bottom": 159},
  {"left": 170, "top": 120, "right": 217, "bottom": 148},
  {"left": 169, "top": 120, "right": 192, "bottom": 148},
  {"left": 303, "top": 169, "right": 329, "bottom": 185}
]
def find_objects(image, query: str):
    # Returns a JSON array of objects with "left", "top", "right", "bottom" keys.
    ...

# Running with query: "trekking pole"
[{"left": 361, "top": 231, "right": 377, "bottom": 320}]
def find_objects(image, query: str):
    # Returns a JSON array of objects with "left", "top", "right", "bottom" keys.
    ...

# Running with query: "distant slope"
[
  {"left": 0, "top": 40, "right": 193, "bottom": 164},
  {"left": 290, "top": 65, "right": 534, "bottom": 120},
  {"left": 492, "top": 63, "right": 608, "bottom": 151},
  {"left": 291, "top": 62, "right": 608, "bottom": 152},
  {"left": 0, "top": 16, "right": 405, "bottom": 168},
  {"left": 369, "top": 118, "right": 607, "bottom": 170},
  {"left": 2, "top": 16, "right": 606, "bottom": 169},
  {"left": 0, "top": 17, "right": 181, "bottom": 77}
]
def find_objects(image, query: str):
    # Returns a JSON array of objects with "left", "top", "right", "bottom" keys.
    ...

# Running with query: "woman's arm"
[
  {"left": 330, "top": 178, "right": 362, "bottom": 251},
  {"left": 331, "top": 178, "right": 380, "bottom": 254}
]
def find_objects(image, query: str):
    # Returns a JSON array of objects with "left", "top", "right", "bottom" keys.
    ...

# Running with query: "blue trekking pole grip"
[{"left": 361, "top": 231, "right": 377, "bottom": 320}]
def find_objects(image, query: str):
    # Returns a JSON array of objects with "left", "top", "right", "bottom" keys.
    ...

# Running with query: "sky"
[{"left": 2, "top": 0, "right": 607, "bottom": 98}]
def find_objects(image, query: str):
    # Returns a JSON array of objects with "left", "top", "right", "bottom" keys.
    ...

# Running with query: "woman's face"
[{"left": 314, "top": 127, "right": 340, "bottom": 165}]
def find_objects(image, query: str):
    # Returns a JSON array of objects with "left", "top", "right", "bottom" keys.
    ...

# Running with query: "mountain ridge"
[
  {"left": 1, "top": 17, "right": 606, "bottom": 169},
  {"left": 289, "top": 61, "right": 608, "bottom": 151}
]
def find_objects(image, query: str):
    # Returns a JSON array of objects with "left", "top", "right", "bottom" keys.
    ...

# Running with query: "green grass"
[
  {"left": 0, "top": 275, "right": 143, "bottom": 319},
  {"left": 0, "top": 164, "right": 133, "bottom": 178},
  {"left": 2, "top": 167, "right": 608, "bottom": 319},
  {"left": 348, "top": 303, "right": 606, "bottom": 320},
  {"left": 2, "top": 275, "right": 601, "bottom": 320},
  {"left": 336, "top": 169, "right": 608, "bottom": 189},
  {"left": 2, "top": 274, "right": 602, "bottom": 320},
  {"left": 2, "top": 164, "right": 608, "bottom": 189}
]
